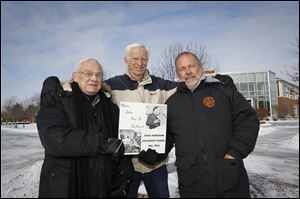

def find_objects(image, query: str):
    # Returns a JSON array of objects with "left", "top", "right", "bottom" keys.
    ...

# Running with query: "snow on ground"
[
  {"left": 1, "top": 119, "right": 299, "bottom": 198},
  {"left": 1, "top": 124, "right": 43, "bottom": 198},
  {"left": 244, "top": 119, "right": 299, "bottom": 198},
  {"left": 1, "top": 161, "right": 42, "bottom": 198},
  {"left": 281, "top": 133, "right": 299, "bottom": 150}
]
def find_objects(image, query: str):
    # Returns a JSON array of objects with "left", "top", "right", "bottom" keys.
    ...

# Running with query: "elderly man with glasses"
[{"left": 37, "top": 58, "right": 133, "bottom": 198}]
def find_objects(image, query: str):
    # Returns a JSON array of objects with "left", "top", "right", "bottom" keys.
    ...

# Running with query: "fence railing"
[{"left": 1, "top": 121, "right": 31, "bottom": 128}]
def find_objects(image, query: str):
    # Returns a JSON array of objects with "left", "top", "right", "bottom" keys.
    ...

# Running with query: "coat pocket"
[
  {"left": 175, "top": 156, "right": 196, "bottom": 170},
  {"left": 175, "top": 156, "right": 200, "bottom": 191},
  {"left": 216, "top": 158, "right": 241, "bottom": 192},
  {"left": 48, "top": 159, "right": 70, "bottom": 197}
]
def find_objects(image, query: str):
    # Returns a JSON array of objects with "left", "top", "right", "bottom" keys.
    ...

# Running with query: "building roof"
[
  {"left": 220, "top": 70, "right": 276, "bottom": 75},
  {"left": 276, "top": 78, "right": 299, "bottom": 88}
]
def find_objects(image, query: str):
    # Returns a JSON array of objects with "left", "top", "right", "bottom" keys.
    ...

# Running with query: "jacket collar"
[
  {"left": 60, "top": 80, "right": 112, "bottom": 98},
  {"left": 125, "top": 66, "right": 152, "bottom": 86},
  {"left": 177, "top": 76, "right": 222, "bottom": 93}
]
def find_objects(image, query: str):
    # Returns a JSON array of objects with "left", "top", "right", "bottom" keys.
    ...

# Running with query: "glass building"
[{"left": 225, "top": 71, "right": 278, "bottom": 119}]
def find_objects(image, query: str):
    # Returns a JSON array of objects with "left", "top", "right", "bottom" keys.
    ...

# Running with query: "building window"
[
  {"left": 248, "top": 73, "right": 256, "bottom": 82},
  {"left": 257, "top": 82, "right": 266, "bottom": 91},
  {"left": 256, "top": 72, "right": 265, "bottom": 82},
  {"left": 249, "top": 82, "right": 256, "bottom": 91},
  {"left": 239, "top": 74, "right": 248, "bottom": 82},
  {"left": 240, "top": 83, "right": 248, "bottom": 91}
]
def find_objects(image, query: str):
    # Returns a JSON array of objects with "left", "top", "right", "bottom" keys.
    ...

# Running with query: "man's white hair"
[
  {"left": 125, "top": 42, "right": 149, "bottom": 59},
  {"left": 73, "top": 58, "right": 103, "bottom": 74}
]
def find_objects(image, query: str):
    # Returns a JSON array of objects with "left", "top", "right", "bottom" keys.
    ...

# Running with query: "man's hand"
[
  {"left": 99, "top": 138, "right": 125, "bottom": 162},
  {"left": 153, "top": 119, "right": 161, "bottom": 126},
  {"left": 224, "top": 153, "right": 235, "bottom": 159},
  {"left": 40, "top": 76, "right": 63, "bottom": 107},
  {"left": 138, "top": 148, "right": 167, "bottom": 166},
  {"left": 138, "top": 149, "right": 158, "bottom": 165}
]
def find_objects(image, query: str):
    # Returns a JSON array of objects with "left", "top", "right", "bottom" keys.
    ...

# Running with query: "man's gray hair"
[
  {"left": 175, "top": 52, "right": 201, "bottom": 67},
  {"left": 73, "top": 58, "right": 103, "bottom": 74},
  {"left": 125, "top": 42, "right": 149, "bottom": 59}
]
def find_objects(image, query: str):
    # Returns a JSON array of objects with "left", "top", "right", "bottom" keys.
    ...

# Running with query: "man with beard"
[{"left": 163, "top": 52, "right": 259, "bottom": 198}]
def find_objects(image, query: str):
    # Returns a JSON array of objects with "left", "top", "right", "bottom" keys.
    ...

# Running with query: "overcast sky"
[{"left": 1, "top": 1, "right": 299, "bottom": 105}]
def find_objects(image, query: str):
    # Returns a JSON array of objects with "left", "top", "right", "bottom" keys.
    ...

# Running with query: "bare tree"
[
  {"left": 23, "top": 93, "right": 40, "bottom": 108},
  {"left": 22, "top": 93, "right": 40, "bottom": 122},
  {"left": 2, "top": 96, "right": 18, "bottom": 122},
  {"left": 31, "top": 92, "right": 40, "bottom": 107},
  {"left": 285, "top": 36, "right": 299, "bottom": 82},
  {"left": 1, "top": 94, "right": 40, "bottom": 123},
  {"left": 10, "top": 103, "right": 24, "bottom": 122},
  {"left": 152, "top": 41, "right": 220, "bottom": 81},
  {"left": 24, "top": 104, "right": 39, "bottom": 122}
]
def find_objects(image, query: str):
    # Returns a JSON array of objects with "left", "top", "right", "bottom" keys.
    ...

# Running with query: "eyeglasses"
[{"left": 78, "top": 71, "right": 102, "bottom": 80}]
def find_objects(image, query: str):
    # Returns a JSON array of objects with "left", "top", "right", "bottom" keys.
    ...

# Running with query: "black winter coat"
[
  {"left": 37, "top": 83, "right": 121, "bottom": 198},
  {"left": 166, "top": 78, "right": 259, "bottom": 198}
]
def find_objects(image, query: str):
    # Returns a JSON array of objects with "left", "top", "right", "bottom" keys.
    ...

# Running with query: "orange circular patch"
[{"left": 203, "top": 96, "right": 215, "bottom": 108}]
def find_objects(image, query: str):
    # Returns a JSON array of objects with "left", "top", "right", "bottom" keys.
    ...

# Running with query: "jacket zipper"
[{"left": 190, "top": 92, "right": 213, "bottom": 195}]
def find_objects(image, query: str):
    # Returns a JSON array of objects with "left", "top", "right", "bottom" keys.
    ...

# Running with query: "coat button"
[{"left": 51, "top": 173, "right": 55, "bottom": 176}]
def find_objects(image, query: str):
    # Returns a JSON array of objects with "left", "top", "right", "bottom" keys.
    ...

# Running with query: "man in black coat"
[
  {"left": 163, "top": 52, "right": 259, "bottom": 198},
  {"left": 37, "top": 58, "right": 133, "bottom": 198}
]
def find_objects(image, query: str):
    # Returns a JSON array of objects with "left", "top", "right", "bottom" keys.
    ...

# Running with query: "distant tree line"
[{"left": 1, "top": 94, "right": 40, "bottom": 123}]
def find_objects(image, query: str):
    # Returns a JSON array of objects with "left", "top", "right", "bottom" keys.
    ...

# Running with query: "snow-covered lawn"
[{"left": 1, "top": 120, "right": 299, "bottom": 198}]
